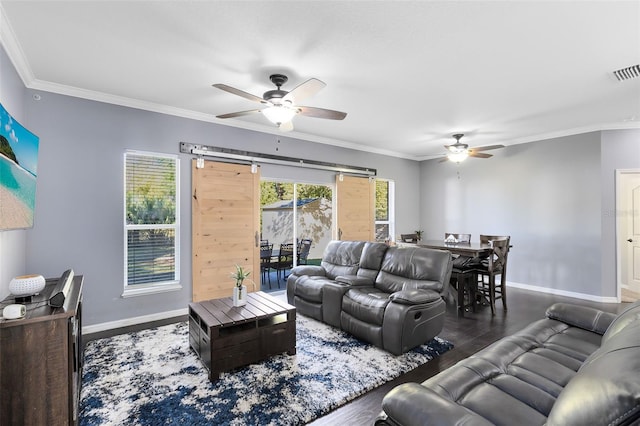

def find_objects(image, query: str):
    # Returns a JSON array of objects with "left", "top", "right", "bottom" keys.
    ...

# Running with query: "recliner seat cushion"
[
  {"left": 295, "top": 276, "right": 332, "bottom": 303},
  {"left": 343, "top": 288, "right": 390, "bottom": 326}
]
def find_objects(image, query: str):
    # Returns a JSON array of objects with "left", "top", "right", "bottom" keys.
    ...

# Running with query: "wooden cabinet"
[{"left": 0, "top": 274, "right": 83, "bottom": 426}]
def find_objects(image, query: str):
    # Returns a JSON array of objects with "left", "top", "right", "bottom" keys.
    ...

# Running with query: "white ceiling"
[{"left": 1, "top": 1, "right": 639, "bottom": 160}]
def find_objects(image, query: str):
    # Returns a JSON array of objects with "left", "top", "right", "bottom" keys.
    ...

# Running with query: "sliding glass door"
[{"left": 260, "top": 180, "right": 333, "bottom": 268}]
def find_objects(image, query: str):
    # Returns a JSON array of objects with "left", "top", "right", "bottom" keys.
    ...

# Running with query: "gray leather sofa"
[
  {"left": 286, "top": 240, "right": 453, "bottom": 355},
  {"left": 377, "top": 300, "right": 640, "bottom": 426}
]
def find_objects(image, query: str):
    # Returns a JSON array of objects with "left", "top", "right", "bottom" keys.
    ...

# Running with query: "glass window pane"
[
  {"left": 375, "top": 224, "right": 389, "bottom": 242},
  {"left": 295, "top": 184, "right": 333, "bottom": 265},
  {"left": 127, "top": 229, "right": 176, "bottom": 285},
  {"left": 126, "top": 154, "right": 176, "bottom": 225},
  {"left": 375, "top": 180, "right": 389, "bottom": 221}
]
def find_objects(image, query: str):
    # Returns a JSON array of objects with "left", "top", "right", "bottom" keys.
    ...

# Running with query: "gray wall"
[
  {"left": 22, "top": 89, "right": 421, "bottom": 326},
  {"left": 420, "top": 130, "right": 640, "bottom": 299}
]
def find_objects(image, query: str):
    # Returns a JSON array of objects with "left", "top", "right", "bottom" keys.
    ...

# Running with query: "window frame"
[
  {"left": 374, "top": 178, "right": 395, "bottom": 242},
  {"left": 122, "top": 150, "right": 181, "bottom": 298}
]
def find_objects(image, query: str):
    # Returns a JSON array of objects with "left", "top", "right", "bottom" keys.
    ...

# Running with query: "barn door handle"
[
  {"left": 338, "top": 228, "right": 343, "bottom": 240},
  {"left": 629, "top": 238, "right": 634, "bottom": 243},
  {"left": 255, "top": 231, "right": 260, "bottom": 247}
]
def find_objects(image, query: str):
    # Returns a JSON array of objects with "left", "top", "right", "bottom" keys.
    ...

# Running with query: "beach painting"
[{"left": 0, "top": 102, "right": 39, "bottom": 230}]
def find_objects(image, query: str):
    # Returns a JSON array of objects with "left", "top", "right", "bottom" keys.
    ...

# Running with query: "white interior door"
[{"left": 625, "top": 173, "right": 640, "bottom": 291}]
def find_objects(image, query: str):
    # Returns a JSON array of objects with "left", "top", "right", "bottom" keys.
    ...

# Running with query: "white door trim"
[{"left": 616, "top": 168, "right": 640, "bottom": 302}]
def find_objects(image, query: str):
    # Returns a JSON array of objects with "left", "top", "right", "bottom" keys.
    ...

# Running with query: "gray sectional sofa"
[
  {"left": 377, "top": 300, "right": 640, "bottom": 426},
  {"left": 286, "top": 240, "right": 453, "bottom": 355}
]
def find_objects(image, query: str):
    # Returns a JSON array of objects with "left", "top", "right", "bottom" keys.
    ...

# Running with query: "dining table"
[{"left": 414, "top": 240, "right": 494, "bottom": 258}]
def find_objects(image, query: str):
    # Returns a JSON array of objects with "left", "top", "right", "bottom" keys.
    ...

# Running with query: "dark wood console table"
[
  {"left": 188, "top": 291, "right": 296, "bottom": 382},
  {"left": 0, "top": 274, "right": 83, "bottom": 426}
]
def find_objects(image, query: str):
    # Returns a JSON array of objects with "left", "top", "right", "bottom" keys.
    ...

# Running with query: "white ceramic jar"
[{"left": 9, "top": 274, "right": 46, "bottom": 296}]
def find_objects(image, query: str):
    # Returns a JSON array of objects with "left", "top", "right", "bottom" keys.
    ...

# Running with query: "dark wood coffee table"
[{"left": 188, "top": 291, "right": 296, "bottom": 382}]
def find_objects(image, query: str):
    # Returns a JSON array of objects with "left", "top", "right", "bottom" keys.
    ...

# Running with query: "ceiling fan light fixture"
[
  {"left": 447, "top": 149, "right": 469, "bottom": 163},
  {"left": 262, "top": 104, "right": 299, "bottom": 125}
]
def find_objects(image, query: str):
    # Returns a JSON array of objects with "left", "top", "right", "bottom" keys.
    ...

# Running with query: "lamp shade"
[
  {"left": 262, "top": 105, "right": 298, "bottom": 125},
  {"left": 447, "top": 150, "right": 469, "bottom": 163}
]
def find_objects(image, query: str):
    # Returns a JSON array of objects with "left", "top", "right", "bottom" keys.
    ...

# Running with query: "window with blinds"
[{"left": 124, "top": 151, "right": 180, "bottom": 295}]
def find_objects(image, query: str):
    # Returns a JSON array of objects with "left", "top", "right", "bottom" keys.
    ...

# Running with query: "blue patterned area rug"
[{"left": 80, "top": 314, "right": 452, "bottom": 425}]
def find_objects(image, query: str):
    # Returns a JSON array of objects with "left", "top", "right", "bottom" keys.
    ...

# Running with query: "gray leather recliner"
[
  {"left": 341, "top": 246, "right": 452, "bottom": 355},
  {"left": 377, "top": 300, "right": 640, "bottom": 425},
  {"left": 287, "top": 240, "right": 453, "bottom": 355}
]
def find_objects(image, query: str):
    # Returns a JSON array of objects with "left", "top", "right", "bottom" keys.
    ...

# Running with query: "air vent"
[{"left": 613, "top": 64, "right": 640, "bottom": 81}]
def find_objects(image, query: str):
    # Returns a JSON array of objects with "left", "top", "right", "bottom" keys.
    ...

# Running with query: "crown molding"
[{"left": 0, "top": 3, "right": 35, "bottom": 87}]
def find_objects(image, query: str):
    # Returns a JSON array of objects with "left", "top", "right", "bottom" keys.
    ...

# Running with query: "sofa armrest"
[
  {"left": 335, "top": 275, "right": 374, "bottom": 286},
  {"left": 381, "top": 383, "right": 494, "bottom": 426},
  {"left": 290, "top": 265, "right": 326, "bottom": 277},
  {"left": 389, "top": 289, "right": 441, "bottom": 305},
  {"left": 545, "top": 303, "right": 617, "bottom": 335}
]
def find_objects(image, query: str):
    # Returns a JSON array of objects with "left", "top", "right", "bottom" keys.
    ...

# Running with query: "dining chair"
[
  {"left": 274, "top": 243, "right": 295, "bottom": 282},
  {"left": 474, "top": 235, "right": 511, "bottom": 315},
  {"left": 445, "top": 233, "right": 476, "bottom": 313},
  {"left": 260, "top": 242, "right": 274, "bottom": 288},
  {"left": 297, "top": 239, "right": 312, "bottom": 265}
]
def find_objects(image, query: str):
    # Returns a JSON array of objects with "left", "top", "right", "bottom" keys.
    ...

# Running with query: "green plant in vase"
[{"left": 231, "top": 265, "right": 250, "bottom": 300}]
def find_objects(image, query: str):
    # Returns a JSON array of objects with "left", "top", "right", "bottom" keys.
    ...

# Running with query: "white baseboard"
[
  {"left": 82, "top": 307, "right": 189, "bottom": 335},
  {"left": 507, "top": 281, "right": 619, "bottom": 304}
]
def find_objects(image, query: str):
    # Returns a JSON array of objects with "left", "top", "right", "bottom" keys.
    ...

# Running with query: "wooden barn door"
[
  {"left": 192, "top": 160, "right": 260, "bottom": 302},
  {"left": 336, "top": 175, "right": 375, "bottom": 241}
]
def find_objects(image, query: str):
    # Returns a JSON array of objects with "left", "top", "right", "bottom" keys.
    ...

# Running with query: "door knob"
[{"left": 628, "top": 238, "right": 634, "bottom": 243}]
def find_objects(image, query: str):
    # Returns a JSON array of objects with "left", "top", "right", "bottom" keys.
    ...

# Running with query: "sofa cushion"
[
  {"left": 295, "top": 276, "right": 333, "bottom": 303},
  {"left": 600, "top": 300, "right": 640, "bottom": 344},
  {"left": 357, "top": 242, "right": 389, "bottom": 281},
  {"left": 389, "top": 289, "right": 441, "bottom": 305},
  {"left": 343, "top": 288, "right": 390, "bottom": 326},
  {"left": 547, "top": 317, "right": 640, "bottom": 426},
  {"left": 375, "top": 247, "right": 451, "bottom": 294},
  {"left": 320, "top": 240, "right": 365, "bottom": 279},
  {"left": 545, "top": 302, "right": 617, "bottom": 335}
]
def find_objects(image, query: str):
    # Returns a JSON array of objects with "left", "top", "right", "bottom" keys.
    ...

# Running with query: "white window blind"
[{"left": 124, "top": 151, "right": 180, "bottom": 293}]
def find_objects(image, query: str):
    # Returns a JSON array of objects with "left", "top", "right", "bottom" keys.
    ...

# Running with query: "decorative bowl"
[{"left": 9, "top": 274, "right": 46, "bottom": 296}]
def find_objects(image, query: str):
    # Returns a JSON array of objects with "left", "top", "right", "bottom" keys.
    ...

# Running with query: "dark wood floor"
[{"left": 83, "top": 287, "right": 630, "bottom": 426}]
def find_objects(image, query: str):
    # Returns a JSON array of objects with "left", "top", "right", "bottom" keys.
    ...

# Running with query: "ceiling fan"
[
  {"left": 213, "top": 74, "right": 347, "bottom": 132},
  {"left": 440, "top": 134, "right": 504, "bottom": 163}
]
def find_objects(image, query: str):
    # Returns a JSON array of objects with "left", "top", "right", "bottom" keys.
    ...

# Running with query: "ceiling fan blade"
[
  {"left": 279, "top": 121, "right": 294, "bottom": 132},
  {"left": 471, "top": 144, "right": 505, "bottom": 152},
  {"left": 298, "top": 106, "right": 347, "bottom": 120},
  {"left": 212, "top": 84, "right": 265, "bottom": 104},
  {"left": 283, "top": 78, "right": 326, "bottom": 104},
  {"left": 469, "top": 152, "right": 493, "bottom": 159},
  {"left": 216, "top": 109, "right": 262, "bottom": 119}
]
